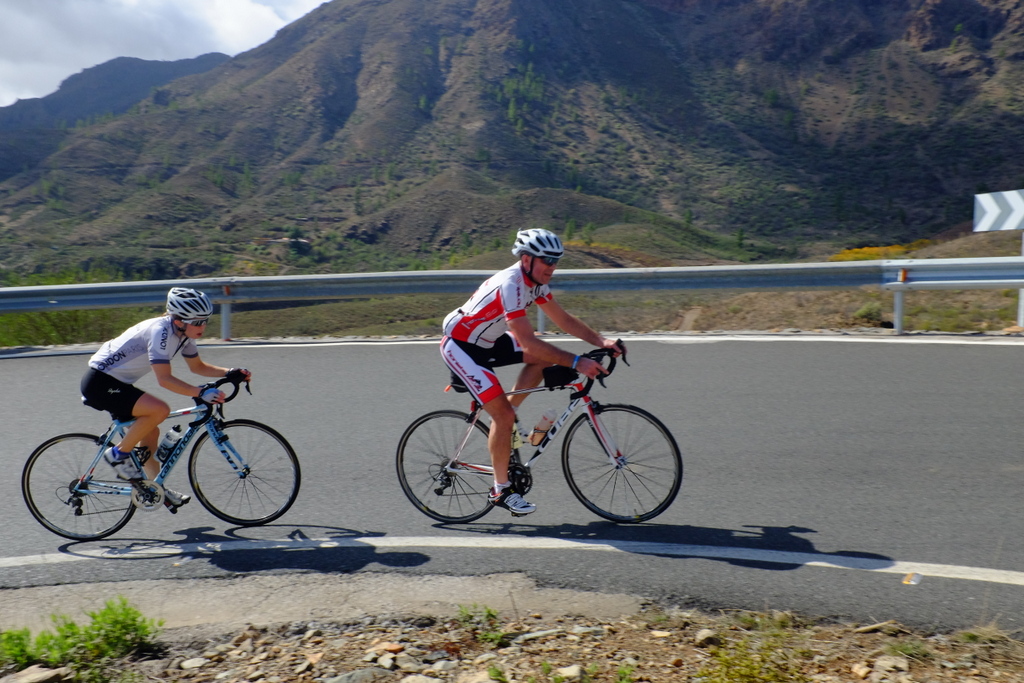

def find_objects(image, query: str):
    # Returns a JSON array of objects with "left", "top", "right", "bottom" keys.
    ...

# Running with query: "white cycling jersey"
[
  {"left": 88, "top": 316, "right": 198, "bottom": 384},
  {"left": 443, "top": 262, "right": 552, "bottom": 348}
]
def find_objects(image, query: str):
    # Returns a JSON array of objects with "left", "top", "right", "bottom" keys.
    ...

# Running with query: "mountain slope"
[
  {"left": 0, "top": 53, "right": 230, "bottom": 132},
  {"left": 0, "top": 53, "right": 229, "bottom": 188},
  {"left": 1, "top": 0, "right": 1023, "bottom": 279}
]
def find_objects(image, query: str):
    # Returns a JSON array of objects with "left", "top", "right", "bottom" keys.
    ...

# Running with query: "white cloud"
[{"left": 0, "top": 0, "right": 328, "bottom": 107}]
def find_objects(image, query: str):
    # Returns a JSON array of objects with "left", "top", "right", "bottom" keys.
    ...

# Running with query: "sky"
[{"left": 0, "top": 0, "right": 329, "bottom": 108}]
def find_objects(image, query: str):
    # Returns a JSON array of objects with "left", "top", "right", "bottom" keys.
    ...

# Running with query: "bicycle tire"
[
  {"left": 396, "top": 410, "right": 494, "bottom": 523},
  {"left": 561, "top": 404, "right": 682, "bottom": 523},
  {"left": 188, "top": 419, "right": 301, "bottom": 526},
  {"left": 22, "top": 433, "right": 135, "bottom": 540}
]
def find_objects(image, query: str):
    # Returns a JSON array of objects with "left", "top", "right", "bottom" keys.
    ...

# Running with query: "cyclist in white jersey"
[
  {"left": 441, "top": 228, "right": 623, "bottom": 515},
  {"left": 80, "top": 287, "right": 251, "bottom": 510}
]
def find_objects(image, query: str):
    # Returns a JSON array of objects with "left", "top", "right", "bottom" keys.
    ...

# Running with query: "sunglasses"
[
  {"left": 536, "top": 256, "right": 560, "bottom": 266},
  {"left": 182, "top": 318, "right": 209, "bottom": 327}
]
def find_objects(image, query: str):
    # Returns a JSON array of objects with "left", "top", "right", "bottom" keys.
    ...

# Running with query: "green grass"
[
  {"left": 696, "top": 634, "right": 809, "bottom": 683},
  {"left": 0, "top": 597, "right": 161, "bottom": 683},
  {"left": 885, "top": 638, "right": 932, "bottom": 662},
  {"left": 457, "top": 604, "right": 511, "bottom": 648}
]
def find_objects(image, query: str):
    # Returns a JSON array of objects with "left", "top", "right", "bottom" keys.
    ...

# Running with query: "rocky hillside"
[
  {"left": 0, "top": 54, "right": 228, "bottom": 187},
  {"left": 2, "top": 0, "right": 1023, "bottom": 279},
  {"left": 0, "top": 53, "right": 229, "bottom": 133}
]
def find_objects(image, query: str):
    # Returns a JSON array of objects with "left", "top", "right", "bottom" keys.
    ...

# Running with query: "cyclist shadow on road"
[
  {"left": 60, "top": 525, "right": 429, "bottom": 574},
  {"left": 439, "top": 520, "right": 894, "bottom": 572}
]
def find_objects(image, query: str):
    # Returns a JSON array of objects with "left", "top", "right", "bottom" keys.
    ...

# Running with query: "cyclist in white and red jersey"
[
  {"left": 80, "top": 287, "right": 251, "bottom": 511},
  {"left": 441, "top": 228, "right": 624, "bottom": 515}
]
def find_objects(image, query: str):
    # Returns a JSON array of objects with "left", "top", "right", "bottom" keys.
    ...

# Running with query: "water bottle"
[
  {"left": 529, "top": 409, "right": 558, "bottom": 446},
  {"left": 156, "top": 424, "right": 183, "bottom": 462}
]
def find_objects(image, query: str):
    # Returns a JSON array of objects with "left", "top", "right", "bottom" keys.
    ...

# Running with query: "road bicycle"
[
  {"left": 397, "top": 346, "right": 682, "bottom": 523},
  {"left": 22, "top": 372, "right": 301, "bottom": 541}
]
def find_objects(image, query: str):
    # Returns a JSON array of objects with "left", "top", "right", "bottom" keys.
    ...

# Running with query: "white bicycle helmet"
[
  {"left": 511, "top": 228, "right": 563, "bottom": 259},
  {"left": 166, "top": 287, "right": 214, "bottom": 320}
]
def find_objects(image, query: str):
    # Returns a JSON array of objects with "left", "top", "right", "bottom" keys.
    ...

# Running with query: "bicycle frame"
[
  {"left": 446, "top": 375, "right": 623, "bottom": 478},
  {"left": 75, "top": 401, "right": 247, "bottom": 502}
]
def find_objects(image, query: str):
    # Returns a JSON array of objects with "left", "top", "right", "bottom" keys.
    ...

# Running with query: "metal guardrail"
[
  {"left": 2, "top": 257, "right": 1023, "bottom": 337},
  {"left": 880, "top": 257, "right": 1024, "bottom": 332}
]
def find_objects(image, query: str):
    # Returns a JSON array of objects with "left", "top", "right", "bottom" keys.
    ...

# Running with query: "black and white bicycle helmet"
[
  {"left": 166, "top": 287, "right": 214, "bottom": 320},
  {"left": 511, "top": 228, "right": 564, "bottom": 259}
]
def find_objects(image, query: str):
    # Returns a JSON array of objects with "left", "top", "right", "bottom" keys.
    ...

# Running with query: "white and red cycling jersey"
[{"left": 442, "top": 262, "right": 552, "bottom": 348}]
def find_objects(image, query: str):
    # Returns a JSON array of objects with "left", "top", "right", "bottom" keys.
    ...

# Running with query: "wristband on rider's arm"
[{"left": 571, "top": 355, "right": 580, "bottom": 370}]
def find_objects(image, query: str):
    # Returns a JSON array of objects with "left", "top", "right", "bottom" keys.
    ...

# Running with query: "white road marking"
[
  {"left": 215, "top": 335, "right": 1024, "bottom": 348},
  {"left": 3, "top": 536, "right": 1024, "bottom": 587},
  {"left": 654, "top": 334, "right": 1024, "bottom": 346},
  {"left": 8, "top": 333, "right": 1024, "bottom": 360}
]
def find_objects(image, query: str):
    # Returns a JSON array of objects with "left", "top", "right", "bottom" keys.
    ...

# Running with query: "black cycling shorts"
[
  {"left": 452, "top": 333, "right": 524, "bottom": 369},
  {"left": 80, "top": 368, "right": 145, "bottom": 421}
]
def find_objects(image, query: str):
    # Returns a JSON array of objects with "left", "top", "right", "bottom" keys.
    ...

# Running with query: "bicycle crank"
[
  {"left": 131, "top": 479, "right": 165, "bottom": 512},
  {"left": 508, "top": 463, "right": 532, "bottom": 495}
]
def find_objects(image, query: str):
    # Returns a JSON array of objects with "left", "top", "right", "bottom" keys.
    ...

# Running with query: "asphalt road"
[{"left": 2, "top": 335, "right": 1023, "bottom": 631}]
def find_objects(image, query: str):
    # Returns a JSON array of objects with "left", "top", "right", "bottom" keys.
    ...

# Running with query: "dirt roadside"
[
  {"left": 0, "top": 572, "right": 642, "bottom": 637},
  {"left": 5, "top": 572, "right": 1024, "bottom": 682}
]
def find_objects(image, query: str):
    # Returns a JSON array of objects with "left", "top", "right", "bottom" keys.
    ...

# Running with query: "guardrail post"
[
  {"left": 537, "top": 306, "right": 546, "bottom": 334},
  {"left": 893, "top": 290, "right": 905, "bottom": 335},
  {"left": 1018, "top": 234, "right": 1024, "bottom": 327},
  {"left": 221, "top": 285, "right": 232, "bottom": 341}
]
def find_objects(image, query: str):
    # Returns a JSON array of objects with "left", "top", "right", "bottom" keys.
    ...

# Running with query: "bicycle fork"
[
  {"left": 581, "top": 400, "right": 626, "bottom": 469},
  {"left": 206, "top": 423, "right": 250, "bottom": 478}
]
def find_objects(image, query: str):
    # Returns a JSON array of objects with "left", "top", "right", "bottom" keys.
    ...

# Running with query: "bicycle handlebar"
[
  {"left": 189, "top": 369, "right": 251, "bottom": 427},
  {"left": 570, "top": 339, "right": 628, "bottom": 400},
  {"left": 211, "top": 368, "right": 251, "bottom": 402}
]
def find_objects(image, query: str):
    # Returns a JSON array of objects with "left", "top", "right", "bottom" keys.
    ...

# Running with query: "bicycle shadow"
[
  {"left": 435, "top": 521, "right": 895, "bottom": 572},
  {"left": 57, "top": 525, "right": 429, "bottom": 574}
]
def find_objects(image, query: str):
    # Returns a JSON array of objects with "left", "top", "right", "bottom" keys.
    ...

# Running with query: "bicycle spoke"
[
  {"left": 397, "top": 410, "right": 493, "bottom": 523},
  {"left": 562, "top": 405, "right": 682, "bottom": 522},
  {"left": 189, "top": 420, "right": 301, "bottom": 526},
  {"left": 22, "top": 434, "right": 135, "bottom": 540}
]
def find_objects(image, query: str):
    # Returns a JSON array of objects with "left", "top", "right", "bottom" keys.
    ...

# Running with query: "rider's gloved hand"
[
  {"left": 227, "top": 367, "right": 251, "bottom": 382},
  {"left": 199, "top": 386, "right": 226, "bottom": 404}
]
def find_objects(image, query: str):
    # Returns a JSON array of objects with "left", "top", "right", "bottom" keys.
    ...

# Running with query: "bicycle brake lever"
[
  {"left": 244, "top": 380, "right": 252, "bottom": 395},
  {"left": 616, "top": 338, "right": 630, "bottom": 366}
]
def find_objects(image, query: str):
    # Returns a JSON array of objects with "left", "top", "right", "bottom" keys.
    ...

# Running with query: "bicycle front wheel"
[
  {"left": 22, "top": 433, "right": 135, "bottom": 540},
  {"left": 562, "top": 404, "right": 682, "bottom": 523},
  {"left": 188, "top": 419, "right": 301, "bottom": 526},
  {"left": 397, "top": 410, "right": 493, "bottom": 523}
]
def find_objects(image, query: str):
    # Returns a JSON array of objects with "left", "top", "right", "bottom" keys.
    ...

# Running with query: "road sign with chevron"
[{"left": 974, "top": 190, "right": 1024, "bottom": 232}]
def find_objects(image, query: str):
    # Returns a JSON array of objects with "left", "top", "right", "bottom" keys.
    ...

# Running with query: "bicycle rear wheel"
[
  {"left": 561, "top": 404, "right": 682, "bottom": 523},
  {"left": 188, "top": 419, "right": 301, "bottom": 526},
  {"left": 22, "top": 433, "right": 135, "bottom": 540},
  {"left": 397, "top": 410, "right": 493, "bottom": 523}
]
